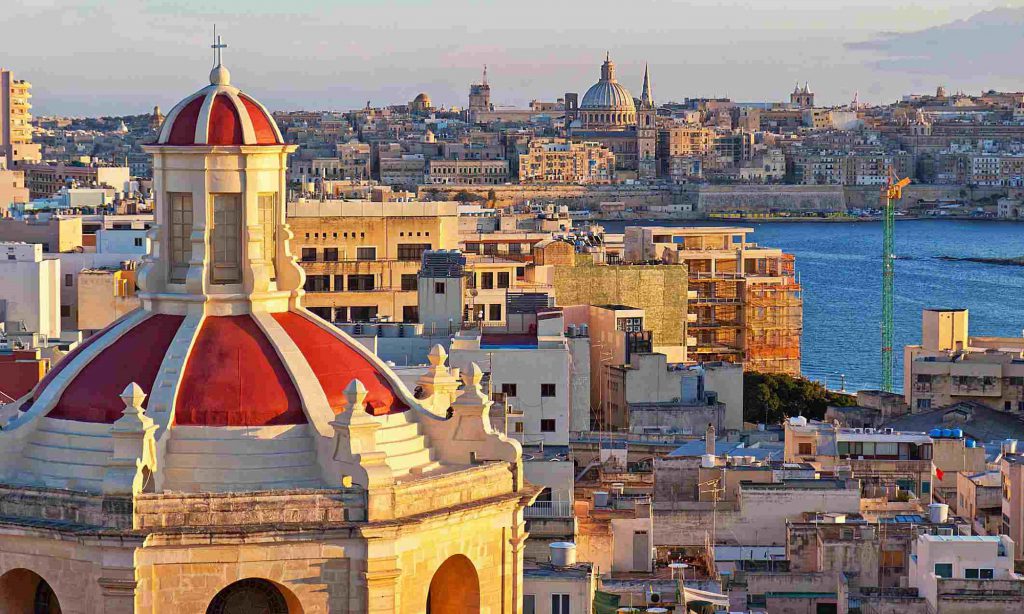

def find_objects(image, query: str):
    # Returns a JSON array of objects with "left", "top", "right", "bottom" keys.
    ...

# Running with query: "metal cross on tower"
[{"left": 211, "top": 26, "right": 228, "bottom": 66}]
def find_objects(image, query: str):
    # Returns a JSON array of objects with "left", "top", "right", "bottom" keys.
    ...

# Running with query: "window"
[
  {"left": 508, "top": 242, "right": 522, "bottom": 255},
  {"left": 349, "top": 306, "right": 378, "bottom": 322},
  {"left": 481, "top": 272, "right": 494, "bottom": 289},
  {"left": 347, "top": 274, "right": 375, "bottom": 291},
  {"left": 168, "top": 192, "right": 193, "bottom": 283},
  {"left": 489, "top": 304, "right": 502, "bottom": 321},
  {"left": 356, "top": 246, "right": 376, "bottom": 261},
  {"left": 541, "top": 383, "right": 556, "bottom": 397},
  {"left": 501, "top": 383, "right": 518, "bottom": 397},
  {"left": 934, "top": 563, "right": 953, "bottom": 578},
  {"left": 617, "top": 317, "right": 643, "bottom": 332},
  {"left": 541, "top": 419, "right": 556, "bottom": 432},
  {"left": 60, "top": 305, "right": 71, "bottom": 318},
  {"left": 323, "top": 248, "right": 338, "bottom": 262},
  {"left": 301, "top": 248, "right": 317, "bottom": 262},
  {"left": 434, "top": 281, "right": 445, "bottom": 294},
  {"left": 514, "top": 422, "right": 524, "bottom": 433},
  {"left": 333, "top": 275, "right": 345, "bottom": 291},
  {"left": 210, "top": 193, "right": 242, "bottom": 284},
  {"left": 303, "top": 275, "right": 330, "bottom": 292},
  {"left": 798, "top": 442, "right": 813, "bottom": 455},
  {"left": 133, "top": 237, "right": 144, "bottom": 247},
  {"left": 964, "top": 568, "right": 993, "bottom": 579},
  {"left": 397, "top": 243, "right": 430, "bottom": 261},
  {"left": 497, "top": 271, "right": 510, "bottom": 288},
  {"left": 917, "top": 398, "right": 932, "bottom": 410},
  {"left": 64, "top": 273, "right": 73, "bottom": 287},
  {"left": 401, "top": 274, "right": 418, "bottom": 291},
  {"left": 402, "top": 305, "right": 419, "bottom": 323},
  {"left": 551, "top": 594, "right": 569, "bottom": 614},
  {"left": 523, "top": 595, "right": 535, "bottom": 614},
  {"left": 483, "top": 243, "right": 498, "bottom": 256}
]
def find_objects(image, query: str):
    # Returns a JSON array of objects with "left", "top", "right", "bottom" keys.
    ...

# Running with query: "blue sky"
[{"left": 9, "top": 0, "right": 1024, "bottom": 116}]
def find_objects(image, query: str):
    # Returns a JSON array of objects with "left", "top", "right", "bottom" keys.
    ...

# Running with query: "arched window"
[
  {"left": 207, "top": 579, "right": 300, "bottom": 614},
  {"left": 0, "top": 569, "right": 61, "bottom": 613},
  {"left": 426, "top": 555, "right": 480, "bottom": 614}
]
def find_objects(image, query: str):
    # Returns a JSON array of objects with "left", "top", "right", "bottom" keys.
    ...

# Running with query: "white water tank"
[
  {"left": 701, "top": 454, "right": 716, "bottom": 468},
  {"left": 611, "top": 482, "right": 625, "bottom": 496},
  {"left": 1004, "top": 439, "right": 1018, "bottom": 455},
  {"left": 550, "top": 542, "right": 577, "bottom": 567},
  {"left": 789, "top": 415, "right": 808, "bottom": 427},
  {"left": 594, "top": 491, "right": 609, "bottom": 508},
  {"left": 929, "top": 503, "right": 949, "bottom": 524}
]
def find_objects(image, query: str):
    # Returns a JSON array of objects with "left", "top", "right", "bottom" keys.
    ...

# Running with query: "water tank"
[
  {"left": 1005, "top": 440, "right": 1018, "bottom": 455},
  {"left": 549, "top": 542, "right": 577, "bottom": 567},
  {"left": 929, "top": 503, "right": 949, "bottom": 524},
  {"left": 567, "top": 324, "right": 578, "bottom": 338},
  {"left": 941, "top": 429, "right": 952, "bottom": 438},
  {"left": 966, "top": 439, "right": 976, "bottom": 449},
  {"left": 580, "top": 324, "right": 589, "bottom": 337},
  {"left": 951, "top": 428, "right": 963, "bottom": 438},
  {"left": 594, "top": 491, "right": 609, "bottom": 508},
  {"left": 929, "top": 429, "right": 942, "bottom": 438},
  {"left": 646, "top": 609, "right": 669, "bottom": 614},
  {"left": 789, "top": 416, "right": 808, "bottom": 427},
  {"left": 611, "top": 482, "right": 625, "bottom": 496},
  {"left": 701, "top": 454, "right": 717, "bottom": 468}
]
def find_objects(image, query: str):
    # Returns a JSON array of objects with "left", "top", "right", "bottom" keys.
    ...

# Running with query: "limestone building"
[
  {"left": 0, "top": 54, "right": 535, "bottom": 613},
  {"left": 518, "top": 139, "right": 616, "bottom": 184},
  {"left": 0, "top": 68, "right": 41, "bottom": 167},
  {"left": 567, "top": 55, "right": 657, "bottom": 180}
]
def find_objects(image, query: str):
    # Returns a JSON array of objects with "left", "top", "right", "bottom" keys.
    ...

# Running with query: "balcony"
[{"left": 524, "top": 500, "right": 573, "bottom": 519}]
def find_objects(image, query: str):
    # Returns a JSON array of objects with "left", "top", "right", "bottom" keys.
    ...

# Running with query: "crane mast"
[{"left": 881, "top": 169, "right": 910, "bottom": 392}]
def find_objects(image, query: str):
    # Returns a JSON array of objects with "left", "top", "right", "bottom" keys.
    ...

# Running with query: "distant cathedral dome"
[
  {"left": 580, "top": 53, "right": 636, "bottom": 113},
  {"left": 410, "top": 92, "right": 433, "bottom": 114},
  {"left": 413, "top": 92, "right": 431, "bottom": 106}
]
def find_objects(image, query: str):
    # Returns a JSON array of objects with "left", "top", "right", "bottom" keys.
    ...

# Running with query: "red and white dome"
[{"left": 155, "top": 64, "right": 283, "bottom": 146}]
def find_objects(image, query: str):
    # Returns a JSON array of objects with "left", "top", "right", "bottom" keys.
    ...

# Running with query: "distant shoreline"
[
  {"left": 937, "top": 255, "right": 1024, "bottom": 267},
  {"left": 586, "top": 215, "right": 1023, "bottom": 224}
]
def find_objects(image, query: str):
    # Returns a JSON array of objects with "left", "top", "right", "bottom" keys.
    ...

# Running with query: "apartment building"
[
  {"left": 518, "top": 139, "right": 615, "bottom": 184},
  {"left": 624, "top": 226, "right": 802, "bottom": 375},
  {"left": 286, "top": 199, "right": 459, "bottom": 323},
  {"left": 427, "top": 159, "right": 510, "bottom": 185},
  {"left": 904, "top": 308, "right": 1024, "bottom": 413},
  {"left": 0, "top": 169, "right": 29, "bottom": 208},
  {"left": 0, "top": 242, "right": 60, "bottom": 341},
  {"left": 907, "top": 534, "right": 1022, "bottom": 612},
  {"left": 16, "top": 163, "right": 130, "bottom": 199},
  {"left": 1, "top": 69, "right": 41, "bottom": 166}
]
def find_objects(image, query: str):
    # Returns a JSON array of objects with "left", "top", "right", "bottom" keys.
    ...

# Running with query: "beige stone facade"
[{"left": 518, "top": 139, "right": 615, "bottom": 184}]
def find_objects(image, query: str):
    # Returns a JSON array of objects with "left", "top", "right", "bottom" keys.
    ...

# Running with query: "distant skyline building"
[
  {"left": 467, "top": 65, "right": 492, "bottom": 122},
  {"left": 790, "top": 82, "right": 815, "bottom": 108},
  {"left": 0, "top": 68, "right": 41, "bottom": 167}
]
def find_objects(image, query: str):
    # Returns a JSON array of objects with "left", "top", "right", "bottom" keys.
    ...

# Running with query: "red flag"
[{"left": 936, "top": 467, "right": 945, "bottom": 481}]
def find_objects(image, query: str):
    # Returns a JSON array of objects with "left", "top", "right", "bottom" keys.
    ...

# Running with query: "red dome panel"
[
  {"left": 175, "top": 315, "right": 306, "bottom": 426},
  {"left": 48, "top": 314, "right": 185, "bottom": 423},
  {"left": 207, "top": 93, "right": 244, "bottom": 145},
  {"left": 166, "top": 96, "right": 204, "bottom": 146},
  {"left": 272, "top": 311, "right": 409, "bottom": 416},
  {"left": 239, "top": 94, "right": 282, "bottom": 145}
]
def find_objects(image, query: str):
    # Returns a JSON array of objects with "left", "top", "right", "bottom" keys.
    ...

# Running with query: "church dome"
[
  {"left": 580, "top": 54, "right": 636, "bottom": 112},
  {"left": 156, "top": 62, "right": 283, "bottom": 146},
  {"left": 413, "top": 92, "right": 432, "bottom": 106}
]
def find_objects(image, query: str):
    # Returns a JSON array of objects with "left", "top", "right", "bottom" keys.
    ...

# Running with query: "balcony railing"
[{"left": 524, "top": 500, "right": 573, "bottom": 518}]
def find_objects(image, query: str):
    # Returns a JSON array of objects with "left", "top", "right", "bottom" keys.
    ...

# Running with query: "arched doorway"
[
  {"left": 426, "top": 554, "right": 480, "bottom": 614},
  {"left": 207, "top": 578, "right": 301, "bottom": 614},
  {"left": 0, "top": 568, "right": 62, "bottom": 613}
]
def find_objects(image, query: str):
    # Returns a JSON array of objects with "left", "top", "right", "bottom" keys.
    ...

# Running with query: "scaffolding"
[{"left": 743, "top": 255, "right": 803, "bottom": 376}]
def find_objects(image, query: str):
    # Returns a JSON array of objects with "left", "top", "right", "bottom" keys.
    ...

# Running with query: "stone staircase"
[
  {"left": 162, "top": 424, "right": 323, "bottom": 492},
  {"left": 19, "top": 417, "right": 113, "bottom": 492},
  {"left": 373, "top": 411, "right": 442, "bottom": 479}
]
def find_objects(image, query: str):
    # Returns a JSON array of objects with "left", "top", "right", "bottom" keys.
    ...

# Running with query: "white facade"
[
  {"left": 449, "top": 314, "right": 577, "bottom": 446},
  {"left": 0, "top": 242, "right": 60, "bottom": 340},
  {"left": 908, "top": 534, "right": 1017, "bottom": 610},
  {"left": 95, "top": 227, "right": 150, "bottom": 255}
]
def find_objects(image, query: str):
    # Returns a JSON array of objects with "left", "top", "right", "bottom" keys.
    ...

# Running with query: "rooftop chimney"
[{"left": 705, "top": 423, "right": 716, "bottom": 456}]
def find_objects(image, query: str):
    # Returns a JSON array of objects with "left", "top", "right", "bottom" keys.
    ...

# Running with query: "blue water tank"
[
  {"left": 941, "top": 429, "right": 952, "bottom": 438},
  {"left": 951, "top": 428, "right": 963, "bottom": 439},
  {"left": 929, "top": 429, "right": 942, "bottom": 438},
  {"left": 966, "top": 439, "right": 977, "bottom": 448}
]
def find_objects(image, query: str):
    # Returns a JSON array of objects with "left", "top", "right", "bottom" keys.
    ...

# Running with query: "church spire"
[{"left": 641, "top": 63, "right": 654, "bottom": 108}]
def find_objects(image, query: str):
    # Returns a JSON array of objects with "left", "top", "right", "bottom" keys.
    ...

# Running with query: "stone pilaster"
[
  {"left": 103, "top": 382, "right": 157, "bottom": 496},
  {"left": 331, "top": 379, "right": 395, "bottom": 521}
]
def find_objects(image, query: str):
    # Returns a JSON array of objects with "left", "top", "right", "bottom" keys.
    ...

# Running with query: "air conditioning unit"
[{"left": 646, "top": 589, "right": 662, "bottom": 604}]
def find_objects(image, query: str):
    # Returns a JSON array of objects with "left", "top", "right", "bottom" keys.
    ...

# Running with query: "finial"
[
  {"left": 606, "top": 51, "right": 610, "bottom": 62},
  {"left": 344, "top": 378, "right": 369, "bottom": 412},
  {"left": 428, "top": 344, "right": 448, "bottom": 367},
  {"left": 119, "top": 382, "right": 147, "bottom": 415},
  {"left": 209, "top": 26, "right": 230, "bottom": 86},
  {"left": 462, "top": 362, "right": 484, "bottom": 389},
  {"left": 483, "top": 64, "right": 488, "bottom": 85}
]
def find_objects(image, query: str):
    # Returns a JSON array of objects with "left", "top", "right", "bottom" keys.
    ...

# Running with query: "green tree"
[{"left": 743, "top": 371, "right": 855, "bottom": 425}]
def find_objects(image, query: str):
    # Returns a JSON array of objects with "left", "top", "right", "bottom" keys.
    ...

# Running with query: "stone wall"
[
  {"left": 0, "top": 484, "right": 132, "bottom": 529},
  {"left": 699, "top": 184, "right": 847, "bottom": 214},
  {"left": 418, "top": 184, "right": 674, "bottom": 209},
  {"left": 134, "top": 489, "right": 364, "bottom": 529},
  {"left": 391, "top": 463, "right": 514, "bottom": 519}
]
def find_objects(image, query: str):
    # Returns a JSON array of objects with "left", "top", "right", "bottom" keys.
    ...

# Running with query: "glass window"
[
  {"left": 168, "top": 192, "right": 193, "bottom": 283},
  {"left": 481, "top": 272, "right": 494, "bottom": 289},
  {"left": 501, "top": 383, "right": 518, "bottom": 397},
  {"left": 434, "top": 281, "right": 445, "bottom": 294},
  {"left": 301, "top": 248, "right": 317, "bottom": 262},
  {"left": 323, "top": 248, "right": 338, "bottom": 262},
  {"left": 497, "top": 271, "right": 510, "bottom": 288},
  {"left": 965, "top": 568, "right": 979, "bottom": 579},
  {"left": 401, "top": 274, "right": 417, "bottom": 291},
  {"left": 356, "top": 246, "right": 376, "bottom": 261},
  {"left": 523, "top": 595, "right": 535, "bottom": 614},
  {"left": 397, "top": 243, "right": 430, "bottom": 261},
  {"left": 551, "top": 594, "right": 569, "bottom": 614},
  {"left": 258, "top": 193, "right": 277, "bottom": 281},
  {"left": 980, "top": 568, "right": 994, "bottom": 579},
  {"left": 541, "top": 383, "right": 556, "bottom": 397},
  {"left": 489, "top": 304, "right": 502, "bottom": 321},
  {"left": 934, "top": 563, "right": 953, "bottom": 578},
  {"left": 210, "top": 193, "right": 242, "bottom": 284}
]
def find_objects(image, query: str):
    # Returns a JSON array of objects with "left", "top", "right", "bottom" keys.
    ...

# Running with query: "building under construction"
[{"left": 623, "top": 226, "right": 803, "bottom": 376}]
